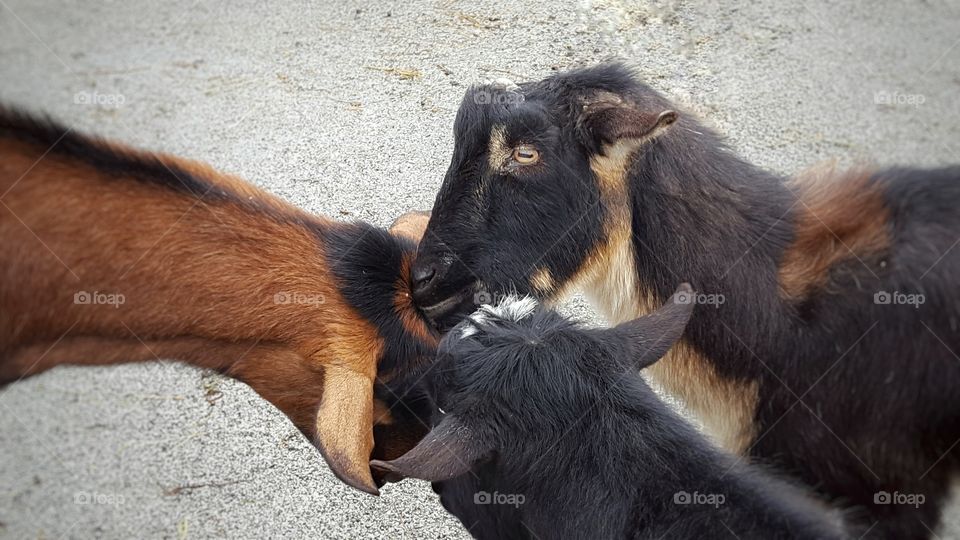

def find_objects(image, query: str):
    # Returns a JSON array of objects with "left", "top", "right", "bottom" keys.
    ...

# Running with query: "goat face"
[
  {"left": 370, "top": 284, "right": 693, "bottom": 485},
  {"left": 411, "top": 65, "right": 678, "bottom": 326}
]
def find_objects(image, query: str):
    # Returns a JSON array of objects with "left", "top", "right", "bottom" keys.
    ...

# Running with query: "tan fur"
[
  {"left": 530, "top": 267, "right": 555, "bottom": 295},
  {"left": 487, "top": 125, "right": 511, "bottom": 171},
  {"left": 388, "top": 213, "right": 438, "bottom": 363},
  {"left": 644, "top": 346, "right": 760, "bottom": 453},
  {"left": 388, "top": 253, "right": 439, "bottom": 379},
  {"left": 779, "top": 166, "right": 889, "bottom": 299},
  {"left": 372, "top": 399, "right": 395, "bottom": 426},
  {"left": 0, "top": 134, "right": 427, "bottom": 494},
  {"left": 316, "top": 365, "right": 376, "bottom": 492},
  {"left": 388, "top": 210, "right": 431, "bottom": 244},
  {"left": 564, "top": 149, "right": 887, "bottom": 454},
  {"left": 580, "top": 142, "right": 647, "bottom": 322},
  {"left": 562, "top": 138, "right": 759, "bottom": 455},
  {"left": 552, "top": 142, "right": 646, "bottom": 322}
]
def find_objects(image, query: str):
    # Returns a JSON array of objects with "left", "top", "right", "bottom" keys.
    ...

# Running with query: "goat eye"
[{"left": 512, "top": 145, "right": 540, "bottom": 165}]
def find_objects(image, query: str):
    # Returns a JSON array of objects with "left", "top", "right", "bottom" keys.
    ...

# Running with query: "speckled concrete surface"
[{"left": 0, "top": 0, "right": 958, "bottom": 538}]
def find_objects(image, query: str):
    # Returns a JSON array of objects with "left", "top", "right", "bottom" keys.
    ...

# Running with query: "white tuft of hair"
[
  {"left": 479, "top": 78, "right": 520, "bottom": 92},
  {"left": 459, "top": 295, "right": 539, "bottom": 338}
]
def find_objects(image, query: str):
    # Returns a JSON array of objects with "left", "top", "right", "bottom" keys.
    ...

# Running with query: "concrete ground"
[{"left": 1, "top": 0, "right": 958, "bottom": 538}]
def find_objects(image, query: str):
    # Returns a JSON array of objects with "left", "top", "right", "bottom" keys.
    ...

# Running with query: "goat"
[
  {"left": 373, "top": 285, "right": 846, "bottom": 539},
  {"left": 0, "top": 106, "right": 438, "bottom": 494},
  {"left": 409, "top": 64, "right": 960, "bottom": 537}
]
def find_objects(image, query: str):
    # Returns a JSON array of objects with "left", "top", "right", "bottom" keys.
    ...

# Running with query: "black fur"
[
  {"left": 320, "top": 223, "right": 441, "bottom": 466},
  {"left": 322, "top": 222, "right": 438, "bottom": 378},
  {"left": 413, "top": 63, "right": 960, "bottom": 538},
  {"left": 411, "top": 81, "right": 606, "bottom": 314},
  {"left": 0, "top": 105, "right": 440, "bottom": 472},
  {"left": 370, "top": 368, "right": 436, "bottom": 465},
  {"left": 0, "top": 105, "right": 440, "bottom": 381},
  {"left": 0, "top": 105, "right": 216, "bottom": 199},
  {"left": 375, "top": 297, "right": 845, "bottom": 539},
  {"left": 320, "top": 222, "right": 444, "bottom": 471}
]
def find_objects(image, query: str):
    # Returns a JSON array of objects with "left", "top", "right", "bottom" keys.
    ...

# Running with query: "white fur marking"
[
  {"left": 482, "top": 78, "right": 519, "bottom": 92},
  {"left": 459, "top": 295, "right": 539, "bottom": 338},
  {"left": 936, "top": 475, "right": 960, "bottom": 538}
]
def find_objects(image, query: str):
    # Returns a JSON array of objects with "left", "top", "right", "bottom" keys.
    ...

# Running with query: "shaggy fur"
[
  {"left": 374, "top": 288, "right": 845, "bottom": 539},
  {"left": 412, "top": 63, "right": 960, "bottom": 537},
  {"left": 0, "top": 106, "right": 437, "bottom": 494}
]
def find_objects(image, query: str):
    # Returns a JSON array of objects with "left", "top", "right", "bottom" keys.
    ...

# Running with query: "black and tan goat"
[
  {"left": 374, "top": 286, "right": 846, "bottom": 539},
  {"left": 0, "top": 107, "right": 437, "bottom": 494},
  {"left": 410, "top": 64, "right": 960, "bottom": 537}
]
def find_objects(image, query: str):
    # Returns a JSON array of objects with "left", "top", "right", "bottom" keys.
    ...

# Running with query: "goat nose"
[{"left": 412, "top": 263, "right": 437, "bottom": 289}]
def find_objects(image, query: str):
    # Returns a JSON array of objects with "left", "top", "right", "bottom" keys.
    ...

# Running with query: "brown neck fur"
[{"left": 0, "top": 116, "right": 431, "bottom": 493}]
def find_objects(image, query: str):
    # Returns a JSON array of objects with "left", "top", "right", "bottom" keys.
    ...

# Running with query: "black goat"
[
  {"left": 373, "top": 285, "right": 846, "bottom": 539},
  {"left": 410, "top": 64, "right": 960, "bottom": 537}
]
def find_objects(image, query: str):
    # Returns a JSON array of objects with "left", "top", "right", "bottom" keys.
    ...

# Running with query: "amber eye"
[{"left": 512, "top": 145, "right": 540, "bottom": 165}]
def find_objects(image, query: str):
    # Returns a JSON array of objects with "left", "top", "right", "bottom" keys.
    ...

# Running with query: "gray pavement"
[{"left": 1, "top": 0, "right": 958, "bottom": 538}]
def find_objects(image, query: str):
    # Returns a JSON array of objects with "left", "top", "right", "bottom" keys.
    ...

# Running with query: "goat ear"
[
  {"left": 389, "top": 210, "right": 432, "bottom": 244},
  {"left": 370, "top": 414, "right": 488, "bottom": 483},
  {"left": 614, "top": 283, "right": 695, "bottom": 369},
  {"left": 313, "top": 365, "right": 379, "bottom": 495},
  {"left": 578, "top": 90, "right": 677, "bottom": 149}
]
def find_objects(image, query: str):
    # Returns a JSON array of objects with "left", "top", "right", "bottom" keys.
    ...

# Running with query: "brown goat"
[{"left": 0, "top": 107, "right": 438, "bottom": 495}]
